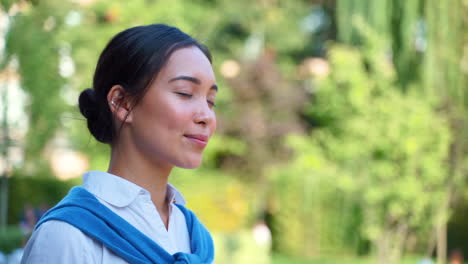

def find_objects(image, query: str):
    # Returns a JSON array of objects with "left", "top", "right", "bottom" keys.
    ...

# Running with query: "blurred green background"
[{"left": 0, "top": 0, "right": 467, "bottom": 263}]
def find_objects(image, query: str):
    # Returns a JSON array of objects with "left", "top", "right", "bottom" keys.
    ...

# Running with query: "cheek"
[{"left": 156, "top": 101, "right": 193, "bottom": 133}]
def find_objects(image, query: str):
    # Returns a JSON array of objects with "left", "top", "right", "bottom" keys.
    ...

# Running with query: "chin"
[{"left": 176, "top": 157, "right": 203, "bottom": 169}]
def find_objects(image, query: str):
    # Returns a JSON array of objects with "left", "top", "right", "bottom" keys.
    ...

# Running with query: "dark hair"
[{"left": 78, "top": 24, "right": 212, "bottom": 144}]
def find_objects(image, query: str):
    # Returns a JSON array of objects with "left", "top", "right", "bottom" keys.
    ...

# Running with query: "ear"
[{"left": 107, "top": 85, "right": 133, "bottom": 123}]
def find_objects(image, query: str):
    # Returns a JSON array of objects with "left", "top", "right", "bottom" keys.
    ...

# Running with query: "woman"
[{"left": 21, "top": 24, "right": 217, "bottom": 264}]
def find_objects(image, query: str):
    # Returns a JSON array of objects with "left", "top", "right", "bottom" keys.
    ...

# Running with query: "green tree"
[
  {"left": 274, "top": 39, "right": 451, "bottom": 263},
  {"left": 3, "top": 0, "right": 71, "bottom": 173},
  {"left": 335, "top": 1, "right": 468, "bottom": 262}
]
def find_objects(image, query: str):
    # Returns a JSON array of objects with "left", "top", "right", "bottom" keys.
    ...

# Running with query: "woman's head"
[
  {"left": 79, "top": 24, "right": 217, "bottom": 168},
  {"left": 79, "top": 24, "right": 212, "bottom": 144}
]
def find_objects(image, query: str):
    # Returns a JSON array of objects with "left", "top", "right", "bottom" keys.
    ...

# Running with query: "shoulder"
[
  {"left": 174, "top": 204, "right": 204, "bottom": 225},
  {"left": 173, "top": 203, "right": 194, "bottom": 217},
  {"left": 21, "top": 220, "right": 100, "bottom": 263}
]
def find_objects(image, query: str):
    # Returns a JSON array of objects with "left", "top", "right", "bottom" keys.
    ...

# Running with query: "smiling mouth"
[{"left": 184, "top": 134, "right": 208, "bottom": 148}]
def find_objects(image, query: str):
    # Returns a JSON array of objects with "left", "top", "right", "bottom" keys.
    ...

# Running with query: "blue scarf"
[{"left": 36, "top": 187, "right": 214, "bottom": 264}]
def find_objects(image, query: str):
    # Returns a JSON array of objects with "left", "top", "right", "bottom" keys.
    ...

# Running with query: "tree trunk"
[
  {"left": 436, "top": 220, "right": 447, "bottom": 264},
  {"left": 375, "top": 216, "right": 409, "bottom": 264},
  {"left": 435, "top": 192, "right": 451, "bottom": 264},
  {"left": 0, "top": 175, "right": 7, "bottom": 229},
  {"left": 0, "top": 68, "right": 11, "bottom": 230}
]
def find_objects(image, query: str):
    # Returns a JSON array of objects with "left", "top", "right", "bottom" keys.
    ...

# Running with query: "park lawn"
[{"left": 272, "top": 254, "right": 435, "bottom": 264}]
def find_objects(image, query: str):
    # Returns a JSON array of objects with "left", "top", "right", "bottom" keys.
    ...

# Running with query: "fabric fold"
[{"left": 36, "top": 187, "right": 214, "bottom": 264}]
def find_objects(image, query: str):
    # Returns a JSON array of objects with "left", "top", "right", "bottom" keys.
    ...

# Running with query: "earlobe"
[{"left": 114, "top": 104, "right": 133, "bottom": 123}]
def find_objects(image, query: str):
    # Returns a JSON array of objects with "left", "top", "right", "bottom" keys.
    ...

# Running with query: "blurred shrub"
[
  {"left": 170, "top": 168, "right": 252, "bottom": 232},
  {"left": 271, "top": 42, "right": 451, "bottom": 264},
  {"left": 213, "top": 230, "right": 270, "bottom": 264},
  {"left": 269, "top": 153, "right": 365, "bottom": 257},
  {"left": 0, "top": 226, "right": 23, "bottom": 254},
  {"left": 7, "top": 173, "right": 79, "bottom": 225}
]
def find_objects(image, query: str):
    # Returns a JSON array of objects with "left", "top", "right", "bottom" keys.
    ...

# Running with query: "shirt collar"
[
  {"left": 167, "top": 183, "right": 187, "bottom": 205},
  {"left": 82, "top": 171, "right": 186, "bottom": 207}
]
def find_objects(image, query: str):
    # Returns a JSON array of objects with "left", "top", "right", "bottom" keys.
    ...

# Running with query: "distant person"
[
  {"left": 19, "top": 204, "right": 37, "bottom": 236},
  {"left": 449, "top": 249, "right": 464, "bottom": 264},
  {"left": 21, "top": 24, "right": 217, "bottom": 263},
  {"left": 35, "top": 203, "right": 49, "bottom": 220}
]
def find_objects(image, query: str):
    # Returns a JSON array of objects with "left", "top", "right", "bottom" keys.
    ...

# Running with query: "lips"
[{"left": 184, "top": 134, "right": 209, "bottom": 147}]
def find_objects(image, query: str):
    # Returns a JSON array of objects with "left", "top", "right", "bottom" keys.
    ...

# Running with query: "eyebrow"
[{"left": 169, "top": 75, "right": 218, "bottom": 91}]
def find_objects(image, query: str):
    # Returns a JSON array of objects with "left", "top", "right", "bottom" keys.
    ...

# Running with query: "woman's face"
[{"left": 129, "top": 46, "right": 217, "bottom": 169}]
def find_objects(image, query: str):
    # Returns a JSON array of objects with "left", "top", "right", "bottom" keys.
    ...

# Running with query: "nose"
[{"left": 194, "top": 101, "right": 215, "bottom": 126}]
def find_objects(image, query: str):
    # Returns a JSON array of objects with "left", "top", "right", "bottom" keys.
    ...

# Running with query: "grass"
[{"left": 271, "top": 254, "right": 434, "bottom": 264}]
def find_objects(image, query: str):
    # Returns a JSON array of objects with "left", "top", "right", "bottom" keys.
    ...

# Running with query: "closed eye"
[
  {"left": 175, "top": 92, "right": 192, "bottom": 98},
  {"left": 176, "top": 92, "right": 216, "bottom": 108}
]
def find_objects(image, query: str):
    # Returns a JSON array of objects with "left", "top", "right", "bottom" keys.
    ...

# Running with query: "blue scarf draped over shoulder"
[{"left": 35, "top": 187, "right": 214, "bottom": 264}]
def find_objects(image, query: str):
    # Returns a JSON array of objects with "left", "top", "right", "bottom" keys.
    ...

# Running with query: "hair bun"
[
  {"left": 78, "top": 88, "right": 113, "bottom": 144},
  {"left": 78, "top": 88, "right": 98, "bottom": 121}
]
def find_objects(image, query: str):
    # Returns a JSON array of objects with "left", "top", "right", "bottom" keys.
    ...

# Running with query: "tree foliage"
[
  {"left": 272, "top": 37, "right": 452, "bottom": 262},
  {"left": 3, "top": 0, "right": 71, "bottom": 173}
]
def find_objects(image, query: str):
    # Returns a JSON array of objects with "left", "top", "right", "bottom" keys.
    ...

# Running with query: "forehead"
[{"left": 158, "top": 46, "right": 215, "bottom": 83}]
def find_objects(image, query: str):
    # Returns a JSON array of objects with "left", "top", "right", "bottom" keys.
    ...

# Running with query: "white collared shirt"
[{"left": 21, "top": 171, "right": 191, "bottom": 263}]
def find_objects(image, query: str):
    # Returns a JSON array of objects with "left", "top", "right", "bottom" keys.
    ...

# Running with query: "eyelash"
[{"left": 176, "top": 93, "right": 216, "bottom": 107}]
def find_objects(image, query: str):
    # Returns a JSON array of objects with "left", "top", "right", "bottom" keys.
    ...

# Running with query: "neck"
[{"left": 107, "top": 137, "right": 173, "bottom": 228}]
